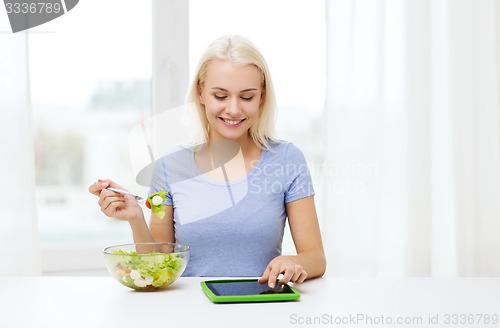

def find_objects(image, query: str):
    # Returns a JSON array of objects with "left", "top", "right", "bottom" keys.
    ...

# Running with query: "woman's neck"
[
  {"left": 208, "top": 132, "right": 260, "bottom": 157},
  {"left": 196, "top": 133, "right": 261, "bottom": 179}
]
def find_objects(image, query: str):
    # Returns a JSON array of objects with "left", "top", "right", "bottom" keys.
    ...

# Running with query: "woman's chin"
[
  {"left": 219, "top": 134, "right": 246, "bottom": 142},
  {"left": 212, "top": 128, "right": 249, "bottom": 142}
]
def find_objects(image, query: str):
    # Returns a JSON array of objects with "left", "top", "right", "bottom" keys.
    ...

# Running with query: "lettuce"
[
  {"left": 147, "top": 190, "right": 168, "bottom": 219},
  {"left": 109, "top": 250, "right": 183, "bottom": 289}
]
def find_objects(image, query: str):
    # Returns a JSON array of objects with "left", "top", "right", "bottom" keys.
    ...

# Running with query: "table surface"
[{"left": 1, "top": 276, "right": 499, "bottom": 328}]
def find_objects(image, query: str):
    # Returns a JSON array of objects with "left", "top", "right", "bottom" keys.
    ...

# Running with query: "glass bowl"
[{"left": 103, "top": 242, "right": 190, "bottom": 291}]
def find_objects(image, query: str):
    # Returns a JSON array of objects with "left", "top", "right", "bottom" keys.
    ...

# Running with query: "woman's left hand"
[{"left": 258, "top": 255, "right": 308, "bottom": 288}]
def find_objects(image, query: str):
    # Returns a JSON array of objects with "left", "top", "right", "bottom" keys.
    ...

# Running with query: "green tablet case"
[{"left": 200, "top": 278, "right": 301, "bottom": 303}]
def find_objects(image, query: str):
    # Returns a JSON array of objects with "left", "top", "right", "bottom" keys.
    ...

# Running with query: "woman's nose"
[{"left": 225, "top": 97, "right": 241, "bottom": 116}]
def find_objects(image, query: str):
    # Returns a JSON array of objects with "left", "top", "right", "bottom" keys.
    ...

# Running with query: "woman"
[{"left": 89, "top": 35, "right": 326, "bottom": 288}]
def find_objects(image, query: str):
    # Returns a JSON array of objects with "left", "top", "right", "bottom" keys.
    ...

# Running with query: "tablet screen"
[{"left": 205, "top": 280, "right": 294, "bottom": 296}]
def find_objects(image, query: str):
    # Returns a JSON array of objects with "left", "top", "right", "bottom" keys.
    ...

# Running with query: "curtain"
[
  {"left": 0, "top": 20, "right": 41, "bottom": 274},
  {"left": 323, "top": 0, "right": 500, "bottom": 277}
]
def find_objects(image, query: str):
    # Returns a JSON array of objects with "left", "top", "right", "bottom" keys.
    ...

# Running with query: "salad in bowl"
[{"left": 103, "top": 242, "right": 190, "bottom": 291}]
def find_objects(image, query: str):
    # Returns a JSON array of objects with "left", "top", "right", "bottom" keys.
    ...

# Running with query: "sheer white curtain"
[
  {"left": 323, "top": 0, "right": 500, "bottom": 277},
  {"left": 0, "top": 18, "right": 41, "bottom": 274}
]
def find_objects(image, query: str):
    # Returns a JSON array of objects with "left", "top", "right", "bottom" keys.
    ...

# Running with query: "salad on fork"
[{"left": 107, "top": 187, "right": 169, "bottom": 219}]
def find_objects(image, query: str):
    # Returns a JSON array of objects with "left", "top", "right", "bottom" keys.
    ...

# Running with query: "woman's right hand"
[{"left": 88, "top": 179, "right": 144, "bottom": 223}]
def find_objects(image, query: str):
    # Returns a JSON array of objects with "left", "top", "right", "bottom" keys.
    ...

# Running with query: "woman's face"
[{"left": 199, "top": 60, "right": 263, "bottom": 144}]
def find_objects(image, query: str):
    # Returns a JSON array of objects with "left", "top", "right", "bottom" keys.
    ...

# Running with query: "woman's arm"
[
  {"left": 89, "top": 179, "right": 174, "bottom": 243},
  {"left": 149, "top": 205, "right": 175, "bottom": 243},
  {"left": 258, "top": 196, "right": 326, "bottom": 287}
]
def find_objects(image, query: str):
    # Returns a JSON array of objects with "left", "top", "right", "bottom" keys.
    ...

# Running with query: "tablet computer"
[{"left": 200, "top": 278, "right": 300, "bottom": 303}]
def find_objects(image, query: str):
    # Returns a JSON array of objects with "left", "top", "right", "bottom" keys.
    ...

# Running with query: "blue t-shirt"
[{"left": 149, "top": 140, "right": 314, "bottom": 277}]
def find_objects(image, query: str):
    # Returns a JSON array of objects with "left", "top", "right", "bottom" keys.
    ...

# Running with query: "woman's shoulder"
[
  {"left": 265, "top": 140, "right": 307, "bottom": 164},
  {"left": 267, "top": 139, "right": 304, "bottom": 155},
  {"left": 157, "top": 144, "right": 196, "bottom": 159},
  {"left": 152, "top": 145, "right": 197, "bottom": 173}
]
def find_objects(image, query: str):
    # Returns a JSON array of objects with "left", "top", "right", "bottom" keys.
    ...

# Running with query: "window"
[{"left": 30, "top": 0, "right": 152, "bottom": 274}]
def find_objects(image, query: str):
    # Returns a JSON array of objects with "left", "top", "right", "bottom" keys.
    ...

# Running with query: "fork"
[{"left": 107, "top": 187, "right": 145, "bottom": 204}]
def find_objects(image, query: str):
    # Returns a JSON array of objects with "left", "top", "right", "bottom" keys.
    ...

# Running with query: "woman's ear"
[{"left": 198, "top": 83, "right": 205, "bottom": 105}]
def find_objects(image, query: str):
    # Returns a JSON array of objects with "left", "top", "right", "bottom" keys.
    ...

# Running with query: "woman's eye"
[
  {"left": 214, "top": 95, "right": 227, "bottom": 101},
  {"left": 241, "top": 96, "right": 254, "bottom": 101}
]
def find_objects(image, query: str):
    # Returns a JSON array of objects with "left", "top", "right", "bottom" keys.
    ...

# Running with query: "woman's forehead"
[{"left": 204, "top": 60, "right": 262, "bottom": 90}]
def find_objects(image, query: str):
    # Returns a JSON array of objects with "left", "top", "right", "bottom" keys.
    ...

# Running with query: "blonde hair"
[{"left": 187, "top": 35, "right": 277, "bottom": 149}]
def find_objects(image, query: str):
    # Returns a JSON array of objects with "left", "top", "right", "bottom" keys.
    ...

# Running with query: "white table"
[{"left": 1, "top": 276, "right": 499, "bottom": 328}]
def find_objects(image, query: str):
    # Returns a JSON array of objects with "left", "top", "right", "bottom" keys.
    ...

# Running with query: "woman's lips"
[{"left": 219, "top": 117, "right": 246, "bottom": 127}]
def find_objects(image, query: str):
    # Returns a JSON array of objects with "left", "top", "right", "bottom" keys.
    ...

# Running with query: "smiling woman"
[
  {"left": 188, "top": 0, "right": 326, "bottom": 263},
  {"left": 190, "top": 35, "right": 278, "bottom": 150},
  {"left": 199, "top": 60, "right": 264, "bottom": 143},
  {"left": 89, "top": 34, "right": 326, "bottom": 286}
]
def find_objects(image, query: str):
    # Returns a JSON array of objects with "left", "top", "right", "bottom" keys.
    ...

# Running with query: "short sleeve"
[
  {"left": 148, "top": 156, "right": 173, "bottom": 206},
  {"left": 283, "top": 143, "right": 315, "bottom": 203}
]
